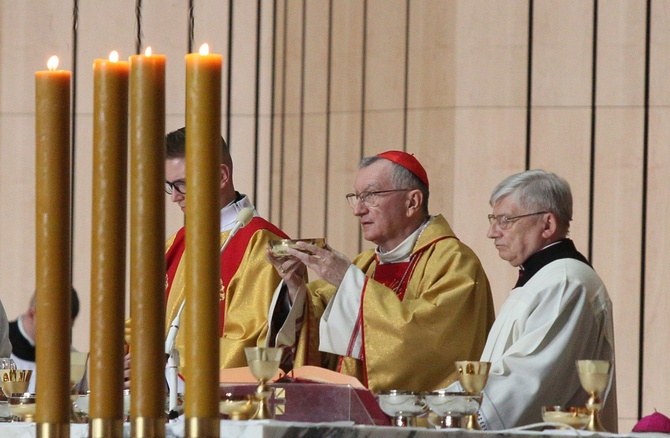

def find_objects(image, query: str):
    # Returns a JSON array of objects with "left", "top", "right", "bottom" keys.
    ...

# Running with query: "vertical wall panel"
[
  {"left": 73, "top": 1, "right": 136, "bottom": 352},
  {"left": 645, "top": 0, "right": 670, "bottom": 420},
  {"left": 142, "top": 1, "right": 189, "bottom": 238},
  {"left": 449, "top": 0, "right": 530, "bottom": 307},
  {"left": 363, "top": 0, "right": 406, "bottom": 156},
  {"left": 592, "top": 0, "right": 647, "bottom": 431},
  {"left": 278, "top": 0, "right": 304, "bottom": 237},
  {"left": 299, "top": 0, "right": 330, "bottom": 239},
  {"left": 530, "top": 0, "right": 594, "bottom": 252},
  {"left": 228, "top": 0, "right": 260, "bottom": 198},
  {"left": 325, "top": 1, "right": 364, "bottom": 258},
  {"left": 255, "top": 0, "right": 278, "bottom": 216},
  {"left": 0, "top": 0, "right": 74, "bottom": 342},
  {"left": 406, "top": 0, "right": 456, "bottom": 223},
  {"left": 269, "top": 0, "right": 287, "bottom": 223}
]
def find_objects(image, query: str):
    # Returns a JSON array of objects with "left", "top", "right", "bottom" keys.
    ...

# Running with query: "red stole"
[{"left": 164, "top": 217, "right": 288, "bottom": 337}]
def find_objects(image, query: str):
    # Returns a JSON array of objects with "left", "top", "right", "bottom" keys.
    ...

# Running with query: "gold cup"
[
  {"left": 576, "top": 360, "right": 611, "bottom": 432},
  {"left": 244, "top": 347, "right": 282, "bottom": 419},
  {"left": 455, "top": 361, "right": 490, "bottom": 430}
]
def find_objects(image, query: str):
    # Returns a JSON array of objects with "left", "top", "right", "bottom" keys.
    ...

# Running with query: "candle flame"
[
  {"left": 145, "top": 46, "right": 152, "bottom": 56},
  {"left": 199, "top": 43, "right": 210, "bottom": 56},
  {"left": 109, "top": 51, "right": 119, "bottom": 63},
  {"left": 47, "top": 56, "right": 59, "bottom": 71}
]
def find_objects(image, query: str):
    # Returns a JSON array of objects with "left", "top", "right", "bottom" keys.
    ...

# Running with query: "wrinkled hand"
[
  {"left": 123, "top": 352, "right": 131, "bottom": 389},
  {"left": 288, "top": 242, "right": 351, "bottom": 288}
]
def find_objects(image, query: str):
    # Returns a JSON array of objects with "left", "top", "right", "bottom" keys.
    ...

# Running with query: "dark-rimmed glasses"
[
  {"left": 487, "top": 211, "right": 548, "bottom": 230},
  {"left": 165, "top": 180, "right": 186, "bottom": 195},
  {"left": 345, "top": 189, "right": 410, "bottom": 209}
]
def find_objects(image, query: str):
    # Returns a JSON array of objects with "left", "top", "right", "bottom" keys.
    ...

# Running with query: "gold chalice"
[
  {"left": 244, "top": 347, "right": 282, "bottom": 420},
  {"left": 455, "top": 361, "right": 490, "bottom": 430},
  {"left": 70, "top": 351, "right": 89, "bottom": 423},
  {"left": 576, "top": 360, "right": 610, "bottom": 432}
]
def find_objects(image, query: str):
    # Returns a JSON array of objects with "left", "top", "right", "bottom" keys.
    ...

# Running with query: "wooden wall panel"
[
  {"left": 299, "top": 0, "right": 330, "bottom": 239},
  {"left": 72, "top": 1, "right": 136, "bottom": 352},
  {"left": 0, "top": 0, "right": 73, "bottom": 333},
  {"left": 449, "top": 0, "right": 530, "bottom": 307},
  {"left": 269, "top": 0, "right": 286, "bottom": 223},
  {"left": 530, "top": 1, "right": 594, "bottom": 252},
  {"left": 363, "top": 0, "right": 406, "bottom": 156},
  {"left": 255, "top": 0, "right": 278, "bottom": 216},
  {"left": 406, "top": 0, "right": 456, "bottom": 222},
  {"left": 645, "top": 0, "right": 670, "bottom": 419},
  {"left": 277, "top": 0, "right": 304, "bottom": 237},
  {"left": 324, "top": 1, "right": 364, "bottom": 258},
  {"left": 592, "top": 1, "right": 647, "bottom": 431},
  {"left": 228, "top": 0, "right": 260, "bottom": 198}
]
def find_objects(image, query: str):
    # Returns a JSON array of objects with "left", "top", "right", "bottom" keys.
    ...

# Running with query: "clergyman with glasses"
[
  {"left": 265, "top": 150, "right": 495, "bottom": 392},
  {"left": 124, "top": 127, "right": 289, "bottom": 388},
  {"left": 448, "top": 169, "right": 618, "bottom": 431}
]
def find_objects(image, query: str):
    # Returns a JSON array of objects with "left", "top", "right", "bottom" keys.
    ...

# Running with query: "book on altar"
[{"left": 219, "top": 365, "right": 365, "bottom": 388}]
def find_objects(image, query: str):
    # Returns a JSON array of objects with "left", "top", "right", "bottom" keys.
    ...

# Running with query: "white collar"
[
  {"left": 376, "top": 216, "right": 433, "bottom": 264},
  {"left": 220, "top": 194, "right": 258, "bottom": 231}
]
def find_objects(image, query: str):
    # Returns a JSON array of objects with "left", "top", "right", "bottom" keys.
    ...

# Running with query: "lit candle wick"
[
  {"left": 199, "top": 43, "right": 209, "bottom": 56},
  {"left": 109, "top": 51, "right": 120, "bottom": 63},
  {"left": 47, "top": 56, "right": 60, "bottom": 71},
  {"left": 145, "top": 46, "right": 152, "bottom": 57}
]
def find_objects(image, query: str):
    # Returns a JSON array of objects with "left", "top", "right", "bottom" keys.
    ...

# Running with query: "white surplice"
[{"left": 450, "top": 258, "right": 617, "bottom": 431}]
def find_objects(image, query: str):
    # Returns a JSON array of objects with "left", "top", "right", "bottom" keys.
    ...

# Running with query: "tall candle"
[
  {"left": 89, "top": 50, "right": 129, "bottom": 436},
  {"left": 128, "top": 46, "right": 166, "bottom": 436},
  {"left": 184, "top": 43, "right": 222, "bottom": 437},
  {"left": 35, "top": 55, "right": 72, "bottom": 434}
]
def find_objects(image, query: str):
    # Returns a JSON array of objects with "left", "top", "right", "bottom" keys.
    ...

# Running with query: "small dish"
[
  {"left": 269, "top": 238, "right": 326, "bottom": 257},
  {"left": 542, "top": 406, "right": 589, "bottom": 429},
  {"left": 219, "top": 393, "right": 257, "bottom": 420}
]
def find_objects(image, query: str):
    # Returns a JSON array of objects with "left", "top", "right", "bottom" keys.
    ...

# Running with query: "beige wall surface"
[{"left": 0, "top": 0, "right": 667, "bottom": 431}]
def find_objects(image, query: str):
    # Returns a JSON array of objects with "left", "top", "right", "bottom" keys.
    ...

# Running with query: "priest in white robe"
[{"left": 451, "top": 169, "right": 617, "bottom": 431}]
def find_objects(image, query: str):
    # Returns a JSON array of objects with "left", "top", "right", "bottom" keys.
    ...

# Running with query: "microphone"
[
  {"left": 220, "top": 207, "right": 254, "bottom": 254},
  {"left": 164, "top": 301, "right": 185, "bottom": 357}
]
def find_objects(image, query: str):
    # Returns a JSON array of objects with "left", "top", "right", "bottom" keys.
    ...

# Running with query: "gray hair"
[
  {"left": 360, "top": 155, "right": 430, "bottom": 213},
  {"left": 490, "top": 169, "right": 572, "bottom": 231}
]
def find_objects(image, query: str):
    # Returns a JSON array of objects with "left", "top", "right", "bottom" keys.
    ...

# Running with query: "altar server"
[{"left": 465, "top": 169, "right": 618, "bottom": 431}]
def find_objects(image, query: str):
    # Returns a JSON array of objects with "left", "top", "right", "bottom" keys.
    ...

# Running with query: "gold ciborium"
[
  {"left": 1, "top": 369, "right": 33, "bottom": 399},
  {"left": 576, "top": 360, "right": 610, "bottom": 432},
  {"left": 244, "top": 347, "right": 282, "bottom": 420},
  {"left": 455, "top": 361, "right": 490, "bottom": 430}
]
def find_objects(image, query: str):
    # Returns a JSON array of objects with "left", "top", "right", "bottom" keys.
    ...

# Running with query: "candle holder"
[
  {"left": 455, "top": 360, "right": 490, "bottom": 430},
  {"left": 244, "top": 347, "right": 282, "bottom": 420},
  {"left": 576, "top": 360, "right": 611, "bottom": 432}
]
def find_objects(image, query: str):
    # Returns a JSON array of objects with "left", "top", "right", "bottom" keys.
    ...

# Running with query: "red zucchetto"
[{"left": 376, "top": 150, "right": 429, "bottom": 188}]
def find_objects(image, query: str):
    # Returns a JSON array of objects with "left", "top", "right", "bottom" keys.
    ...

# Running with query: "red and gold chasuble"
[{"left": 163, "top": 217, "right": 288, "bottom": 372}]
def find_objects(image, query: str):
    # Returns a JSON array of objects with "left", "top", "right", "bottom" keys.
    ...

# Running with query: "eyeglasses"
[
  {"left": 345, "top": 189, "right": 409, "bottom": 208},
  {"left": 165, "top": 180, "right": 186, "bottom": 195},
  {"left": 487, "top": 211, "right": 548, "bottom": 230}
]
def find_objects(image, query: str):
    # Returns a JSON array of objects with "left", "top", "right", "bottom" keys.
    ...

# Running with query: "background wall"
[{"left": 0, "top": 0, "right": 667, "bottom": 431}]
